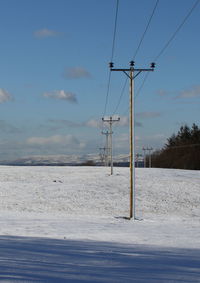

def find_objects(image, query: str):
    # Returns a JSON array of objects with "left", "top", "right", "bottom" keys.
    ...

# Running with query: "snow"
[{"left": 0, "top": 166, "right": 200, "bottom": 282}]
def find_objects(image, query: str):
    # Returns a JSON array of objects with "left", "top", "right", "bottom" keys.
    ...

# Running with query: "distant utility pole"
[
  {"left": 102, "top": 116, "right": 120, "bottom": 175},
  {"left": 110, "top": 61, "right": 155, "bottom": 219},
  {"left": 101, "top": 131, "right": 110, "bottom": 167},
  {"left": 135, "top": 153, "right": 142, "bottom": 168},
  {"left": 99, "top": 147, "right": 106, "bottom": 166},
  {"left": 143, "top": 147, "right": 153, "bottom": 168},
  {"left": 148, "top": 147, "right": 153, "bottom": 168},
  {"left": 142, "top": 147, "right": 147, "bottom": 168}
]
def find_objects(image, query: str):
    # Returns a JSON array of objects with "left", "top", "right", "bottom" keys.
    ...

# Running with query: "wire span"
[
  {"left": 154, "top": 0, "right": 200, "bottom": 62},
  {"left": 112, "top": 0, "right": 159, "bottom": 115},
  {"left": 103, "top": 0, "right": 119, "bottom": 118},
  {"left": 133, "top": 0, "right": 200, "bottom": 103},
  {"left": 133, "top": 0, "right": 160, "bottom": 60}
]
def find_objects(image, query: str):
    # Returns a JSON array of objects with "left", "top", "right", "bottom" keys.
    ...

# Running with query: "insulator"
[
  {"left": 151, "top": 62, "right": 155, "bottom": 68},
  {"left": 109, "top": 62, "right": 114, "bottom": 68},
  {"left": 130, "top": 60, "right": 135, "bottom": 67}
]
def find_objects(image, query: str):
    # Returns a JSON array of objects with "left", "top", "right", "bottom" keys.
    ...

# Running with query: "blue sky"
[{"left": 0, "top": 0, "right": 200, "bottom": 160}]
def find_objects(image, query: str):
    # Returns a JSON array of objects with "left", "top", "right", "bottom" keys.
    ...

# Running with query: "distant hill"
[{"left": 0, "top": 154, "right": 130, "bottom": 166}]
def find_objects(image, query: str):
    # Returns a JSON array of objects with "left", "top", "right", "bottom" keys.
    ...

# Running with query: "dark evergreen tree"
[{"left": 152, "top": 123, "right": 200, "bottom": 170}]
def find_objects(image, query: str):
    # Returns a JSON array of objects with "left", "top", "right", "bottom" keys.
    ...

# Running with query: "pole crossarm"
[
  {"left": 102, "top": 117, "right": 120, "bottom": 122},
  {"left": 111, "top": 66, "right": 154, "bottom": 80},
  {"left": 101, "top": 130, "right": 112, "bottom": 135},
  {"left": 111, "top": 68, "right": 154, "bottom": 72}
]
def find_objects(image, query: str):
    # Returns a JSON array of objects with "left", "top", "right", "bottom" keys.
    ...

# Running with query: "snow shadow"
[{"left": 0, "top": 236, "right": 199, "bottom": 282}]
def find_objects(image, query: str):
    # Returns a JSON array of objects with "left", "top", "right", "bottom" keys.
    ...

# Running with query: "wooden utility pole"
[
  {"left": 102, "top": 116, "right": 120, "bottom": 175},
  {"left": 142, "top": 147, "right": 147, "bottom": 168},
  {"left": 143, "top": 147, "right": 153, "bottom": 168},
  {"left": 110, "top": 61, "right": 155, "bottom": 219},
  {"left": 148, "top": 147, "right": 153, "bottom": 168},
  {"left": 99, "top": 147, "right": 106, "bottom": 166},
  {"left": 101, "top": 131, "right": 110, "bottom": 166}
]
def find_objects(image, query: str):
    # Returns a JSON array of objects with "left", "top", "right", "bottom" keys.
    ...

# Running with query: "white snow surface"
[{"left": 0, "top": 166, "right": 200, "bottom": 282}]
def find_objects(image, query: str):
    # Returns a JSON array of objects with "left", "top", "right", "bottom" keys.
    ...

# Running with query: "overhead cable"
[
  {"left": 133, "top": 0, "right": 160, "bottom": 60},
  {"left": 136, "top": 0, "right": 200, "bottom": 101},
  {"left": 112, "top": 0, "right": 159, "bottom": 115},
  {"left": 154, "top": 0, "right": 200, "bottom": 62},
  {"left": 103, "top": 0, "right": 119, "bottom": 117}
]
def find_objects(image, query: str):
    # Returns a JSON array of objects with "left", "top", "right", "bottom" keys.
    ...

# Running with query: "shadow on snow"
[{"left": 0, "top": 236, "right": 199, "bottom": 282}]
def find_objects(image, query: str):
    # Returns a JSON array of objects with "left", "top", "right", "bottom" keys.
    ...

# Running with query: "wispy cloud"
[
  {"left": 41, "top": 116, "right": 141, "bottom": 132},
  {"left": 26, "top": 134, "right": 81, "bottom": 147},
  {"left": 64, "top": 67, "right": 91, "bottom": 79},
  {"left": 34, "top": 28, "right": 62, "bottom": 38},
  {"left": 0, "top": 120, "right": 20, "bottom": 134},
  {"left": 85, "top": 116, "right": 142, "bottom": 128},
  {"left": 114, "top": 133, "right": 141, "bottom": 152},
  {"left": 177, "top": 85, "right": 200, "bottom": 99},
  {"left": 43, "top": 90, "right": 77, "bottom": 103},
  {"left": 0, "top": 89, "right": 13, "bottom": 103},
  {"left": 157, "top": 86, "right": 200, "bottom": 101},
  {"left": 47, "top": 119, "right": 80, "bottom": 130},
  {"left": 117, "top": 116, "right": 141, "bottom": 127},
  {"left": 136, "top": 112, "right": 161, "bottom": 119},
  {"left": 157, "top": 89, "right": 168, "bottom": 97}
]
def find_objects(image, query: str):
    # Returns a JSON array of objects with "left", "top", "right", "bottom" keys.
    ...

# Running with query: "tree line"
[{"left": 152, "top": 123, "right": 200, "bottom": 170}]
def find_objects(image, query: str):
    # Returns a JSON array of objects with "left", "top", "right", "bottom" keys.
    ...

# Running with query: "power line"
[
  {"left": 122, "top": 72, "right": 150, "bottom": 115},
  {"left": 111, "top": 0, "right": 119, "bottom": 61},
  {"left": 165, "top": 143, "right": 200, "bottom": 150},
  {"left": 112, "top": 76, "right": 128, "bottom": 115},
  {"left": 103, "top": 71, "right": 112, "bottom": 117},
  {"left": 112, "top": 0, "right": 159, "bottom": 115},
  {"left": 103, "top": 0, "right": 119, "bottom": 117},
  {"left": 133, "top": 0, "right": 200, "bottom": 102},
  {"left": 135, "top": 72, "right": 150, "bottom": 99},
  {"left": 133, "top": 0, "right": 160, "bottom": 60},
  {"left": 154, "top": 0, "right": 200, "bottom": 62}
]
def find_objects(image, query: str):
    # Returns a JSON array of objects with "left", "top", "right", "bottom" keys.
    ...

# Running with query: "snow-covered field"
[{"left": 0, "top": 166, "right": 199, "bottom": 282}]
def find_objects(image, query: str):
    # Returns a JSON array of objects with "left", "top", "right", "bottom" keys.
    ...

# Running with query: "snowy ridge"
[{"left": 0, "top": 154, "right": 129, "bottom": 166}]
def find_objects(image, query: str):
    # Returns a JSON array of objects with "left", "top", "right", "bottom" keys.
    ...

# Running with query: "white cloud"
[
  {"left": 118, "top": 116, "right": 128, "bottom": 126},
  {"left": 34, "top": 28, "right": 62, "bottom": 38},
  {"left": 64, "top": 67, "right": 91, "bottom": 79},
  {"left": 0, "top": 89, "right": 12, "bottom": 103},
  {"left": 26, "top": 135, "right": 80, "bottom": 146},
  {"left": 44, "top": 90, "right": 77, "bottom": 103},
  {"left": 84, "top": 119, "right": 102, "bottom": 128}
]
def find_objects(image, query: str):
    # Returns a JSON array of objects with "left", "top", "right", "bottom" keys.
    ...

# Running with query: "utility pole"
[
  {"left": 142, "top": 147, "right": 147, "bottom": 168},
  {"left": 143, "top": 147, "right": 153, "bottom": 168},
  {"left": 136, "top": 153, "right": 142, "bottom": 168},
  {"left": 102, "top": 116, "right": 120, "bottom": 175},
  {"left": 101, "top": 131, "right": 110, "bottom": 167},
  {"left": 99, "top": 147, "right": 106, "bottom": 166},
  {"left": 148, "top": 147, "right": 153, "bottom": 168},
  {"left": 110, "top": 61, "right": 155, "bottom": 219}
]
